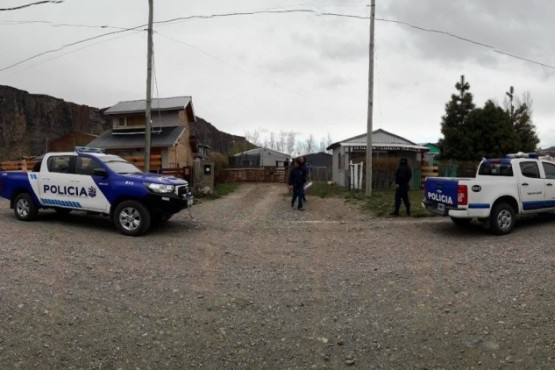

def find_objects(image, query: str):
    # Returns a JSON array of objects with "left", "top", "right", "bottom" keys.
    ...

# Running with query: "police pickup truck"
[
  {"left": 0, "top": 147, "right": 193, "bottom": 236},
  {"left": 422, "top": 153, "right": 555, "bottom": 235}
]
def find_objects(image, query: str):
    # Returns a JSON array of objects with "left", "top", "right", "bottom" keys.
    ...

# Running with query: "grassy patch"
[
  {"left": 306, "top": 181, "right": 430, "bottom": 218},
  {"left": 193, "top": 182, "right": 240, "bottom": 200}
]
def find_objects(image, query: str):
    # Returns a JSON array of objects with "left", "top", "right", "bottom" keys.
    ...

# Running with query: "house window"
[
  {"left": 127, "top": 115, "right": 145, "bottom": 127},
  {"left": 114, "top": 115, "right": 145, "bottom": 129},
  {"left": 114, "top": 117, "right": 125, "bottom": 128},
  {"left": 337, "top": 153, "right": 342, "bottom": 170}
]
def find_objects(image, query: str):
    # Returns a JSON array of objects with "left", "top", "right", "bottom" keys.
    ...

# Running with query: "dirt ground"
[{"left": 0, "top": 182, "right": 554, "bottom": 369}]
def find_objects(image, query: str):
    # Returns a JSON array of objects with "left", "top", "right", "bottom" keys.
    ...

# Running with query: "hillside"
[
  {"left": 0, "top": 85, "right": 248, "bottom": 160},
  {"left": 0, "top": 85, "right": 109, "bottom": 160}
]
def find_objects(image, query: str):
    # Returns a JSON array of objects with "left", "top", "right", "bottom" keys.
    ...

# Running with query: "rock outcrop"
[{"left": 0, "top": 85, "right": 109, "bottom": 160}]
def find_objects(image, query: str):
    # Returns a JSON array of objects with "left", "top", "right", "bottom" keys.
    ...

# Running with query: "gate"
[{"left": 350, "top": 161, "right": 364, "bottom": 190}]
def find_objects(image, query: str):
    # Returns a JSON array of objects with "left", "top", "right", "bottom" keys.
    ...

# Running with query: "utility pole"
[
  {"left": 506, "top": 85, "right": 514, "bottom": 117},
  {"left": 365, "top": 0, "right": 376, "bottom": 196},
  {"left": 144, "top": 0, "right": 154, "bottom": 173}
]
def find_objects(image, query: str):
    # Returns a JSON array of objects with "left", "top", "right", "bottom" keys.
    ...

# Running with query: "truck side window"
[
  {"left": 519, "top": 161, "right": 540, "bottom": 178},
  {"left": 47, "top": 155, "right": 71, "bottom": 173},
  {"left": 542, "top": 162, "right": 555, "bottom": 179},
  {"left": 76, "top": 157, "right": 101, "bottom": 175}
]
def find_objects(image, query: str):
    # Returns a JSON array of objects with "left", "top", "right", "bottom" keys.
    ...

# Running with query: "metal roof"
[
  {"left": 105, "top": 97, "right": 192, "bottom": 115},
  {"left": 86, "top": 126, "right": 186, "bottom": 149},
  {"left": 231, "top": 147, "right": 290, "bottom": 158},
  {"left": 327, "top": 128, "right": 428, "bottom": 151}
]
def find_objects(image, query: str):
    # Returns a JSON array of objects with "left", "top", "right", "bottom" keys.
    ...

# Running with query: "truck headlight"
[{"left": 145, "top": 183, "right": 175, "bottom": 194}]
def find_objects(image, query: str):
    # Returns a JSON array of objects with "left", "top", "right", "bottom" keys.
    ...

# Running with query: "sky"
[{"left": 1, "top": 0, "right": 554, "bottom": 148}]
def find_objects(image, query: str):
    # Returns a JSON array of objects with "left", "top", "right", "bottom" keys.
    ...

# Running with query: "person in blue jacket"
[{"left": 288, "top": 158, "right": 305, "bottom": 211}]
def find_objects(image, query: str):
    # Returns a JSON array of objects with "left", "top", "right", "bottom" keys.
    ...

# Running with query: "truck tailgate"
[{"left": 423, "top": 177, "right": 459, "bottom": 214}]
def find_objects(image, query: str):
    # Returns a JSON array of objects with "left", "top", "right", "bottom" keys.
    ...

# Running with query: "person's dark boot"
[
  {"left": 389, "top": 210, "right": 399, "bottom": 216},
  {"left": 406, "top": 207, "right": 411, "bottom": 216}
]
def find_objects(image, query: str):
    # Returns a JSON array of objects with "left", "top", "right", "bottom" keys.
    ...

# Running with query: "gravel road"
[{"left": 0, "top": 182, "right": 554, "bottom": 369}]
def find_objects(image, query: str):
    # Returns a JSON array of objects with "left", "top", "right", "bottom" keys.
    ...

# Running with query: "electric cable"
[{"left": 0, "top": 1, "right": 64, "bottom": 12}]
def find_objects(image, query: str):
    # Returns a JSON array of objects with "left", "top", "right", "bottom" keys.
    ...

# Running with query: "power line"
[
  {"left": 1, "top": 9, "right": 554, "bottom": 73},
  {"left": 0, "top": 25, "right": 144, "bottom": 72},
  {"left": 0, "top": 1, "right": 64, "bottom": 12}
]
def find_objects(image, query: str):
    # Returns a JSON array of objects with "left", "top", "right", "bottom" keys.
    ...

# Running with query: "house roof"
[
  {"left": 231, "top": 147, "right": 290, "bottom": 158},
  {"left": 327, "top": 128, "right": 428, "bottom": 152},
  {"left": 86, "top": 126, "right": 186, "bottom": 149},
  {"left": 105, "top": 96, "right": 194, "bottom": 116},
  {"left": 302, "top": 152, "right": 332, "bottom": 167}
]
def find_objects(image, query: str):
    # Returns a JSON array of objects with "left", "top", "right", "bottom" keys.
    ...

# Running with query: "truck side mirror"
[{"left": 92, "top": 168, "right": 108, "bottom": 177}]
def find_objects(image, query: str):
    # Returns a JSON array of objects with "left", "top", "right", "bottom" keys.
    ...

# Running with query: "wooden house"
[{"left": 87, "top": 96, "right": 197, "bottom": 169}]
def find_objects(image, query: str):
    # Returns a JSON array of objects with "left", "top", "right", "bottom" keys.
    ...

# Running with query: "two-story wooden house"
[{"left": 87, "top": 96, "right": 198, "bottom": 169}]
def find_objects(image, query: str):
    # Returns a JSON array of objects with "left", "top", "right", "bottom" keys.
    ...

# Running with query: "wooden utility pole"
[
  {"left": 365, "top": 0, "right": 376, "bottom": 196},
  {"left": 144, "top": 0, "right": 154, "bottom": 172}
]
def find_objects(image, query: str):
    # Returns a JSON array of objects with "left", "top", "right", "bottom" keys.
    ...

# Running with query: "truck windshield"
[
  {"left": 100, "top": 156, "right": 142, "bottom": 174},
  {"left": 478, "top": 162, "right": 513, "bottom": 176}
]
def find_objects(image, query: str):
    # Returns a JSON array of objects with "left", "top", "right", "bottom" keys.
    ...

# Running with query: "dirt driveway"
[{"left": 0, "top": 183, "right": 554, "bottom": 369}]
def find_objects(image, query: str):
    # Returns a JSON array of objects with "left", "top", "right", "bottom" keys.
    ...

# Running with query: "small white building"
[
  {"left": 229, "top": 147, "right": 291, "bottom": 168},
  {"left": 327, "top": 129, "right": 428, "bottom": 189}
]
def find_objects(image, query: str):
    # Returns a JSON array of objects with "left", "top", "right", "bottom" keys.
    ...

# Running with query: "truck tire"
[
  {"left": 489, "top": 202, "right": 515, "bottom": 235},
  {"left": 14, "top": 193, "right": 38, "bottom": 221},
  {"left": 450, "top": 217, "right": 472, "bottom": 227},
  {"left": 113, "top": 200, "right": 151, "bottom": 236}
]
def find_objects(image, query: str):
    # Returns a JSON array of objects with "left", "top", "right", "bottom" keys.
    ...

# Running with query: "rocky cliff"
[
  {"left": 0, "top": 85, "right": 249, "bottom": 161},
  {"left": 0, "top": 85, "right": 109, "bottom": 160}
]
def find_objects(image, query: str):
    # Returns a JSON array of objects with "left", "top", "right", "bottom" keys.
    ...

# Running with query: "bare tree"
[
  {"left": 268, "top": 132, "right": 277, "bottom": 150},
  {"left": 304, "top": 134, "right": 315, "bottom": 154},
  {"left": 318, "top": 133, "right": 333, "bottom": 153},
  {"left": 245, "top": 130, "right": 261, "bottom": 147},
  {"left": 276, "top": 131, "right": 286, "bottom": 153},
  {"left": 286, "top": 130, "right": 296, "bottom": 155}
]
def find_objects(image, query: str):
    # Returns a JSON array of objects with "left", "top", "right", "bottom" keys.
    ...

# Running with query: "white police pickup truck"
[
  {"left": 0, "top": 147, "right": 193, "bottom": 236},
  {"left": 422, "top": 153, "right": 555, "bottom": 235}
]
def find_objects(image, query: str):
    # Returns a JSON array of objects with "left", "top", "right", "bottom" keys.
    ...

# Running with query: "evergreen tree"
[
  {"left": 437, "top": 75, "right": 475, "bottom": 159},
  {"left": 438, "top": 78, "right": 540, "bottom": 160},
  {"left": 465, "top": 100, "right": 518, "bottom": 160},
  {"left": 511, "top": 103, "right": 539, "bottom": 152}
]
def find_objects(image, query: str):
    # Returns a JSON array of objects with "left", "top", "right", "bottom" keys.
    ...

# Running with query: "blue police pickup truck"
[
  {"left": 422, "top": 152, "right": 555, "bottom": 235},
  {"left": 0, "top": 147, "right": 193, "bottom": 236}
]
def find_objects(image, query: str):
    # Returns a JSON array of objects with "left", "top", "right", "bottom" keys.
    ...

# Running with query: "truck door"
[
  {"left": 38, "top": 154, "right": 109, "bottom": 212},
  {"left": 518, "top": 161, "right": 545, "bottom": 211},
  {"left": 73, "top": 156, "right": 110, "bottom": 212},
  {"left": 38, "top": 154, "right": 75, "bottom": 207},
  {"left": 541, "top": 161, "right": 555, "bottom": 209}
]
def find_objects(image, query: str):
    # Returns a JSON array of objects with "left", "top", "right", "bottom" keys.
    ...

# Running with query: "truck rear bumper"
[{"left": 422, "top": 199, "right": 490, "bottom": 219}]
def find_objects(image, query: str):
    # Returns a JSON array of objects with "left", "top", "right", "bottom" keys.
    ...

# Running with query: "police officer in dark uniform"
[{"left": 390, "top": 157, "right": 412, "bottom": 216}]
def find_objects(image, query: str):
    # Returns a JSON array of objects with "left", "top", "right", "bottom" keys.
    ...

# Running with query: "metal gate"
[{"left": 350, "top": 161, "right": 364, "bottom": 190}]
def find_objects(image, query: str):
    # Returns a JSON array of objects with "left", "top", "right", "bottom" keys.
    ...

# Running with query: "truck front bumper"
[{"left": 144, "top": 193, "right": 194, "bottom": 215}]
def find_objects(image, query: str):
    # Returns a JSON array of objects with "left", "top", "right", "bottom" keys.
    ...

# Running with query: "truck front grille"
[{"left": 176, "top": 184, "right": 190, "bottom": 198}]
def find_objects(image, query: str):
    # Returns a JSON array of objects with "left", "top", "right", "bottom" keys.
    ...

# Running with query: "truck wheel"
[
  {"left": 14, "top": 193, "right": 38, "bottom": 221},
  {"left": 490, "top": 202, "right": 515, "bottom": 235},
  {"left": 113, "top": 200, "right": 151, "bottom": 236},
  {"left": 450, "top": 217, "right": 472, "bottom": 227}
]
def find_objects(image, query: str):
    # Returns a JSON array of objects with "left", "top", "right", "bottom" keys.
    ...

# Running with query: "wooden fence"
[
  {"left": 0, "top": 158, "right": 40, "bottom": 171},
  {"left": 421, "top": 165, "right": 439, "bottom": 187},
  {"left": 221, "top": 167, "right": 286, "bottom": 183},
  {"left": 0, "top": 155, "right": 182, "bottom": 177}
]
